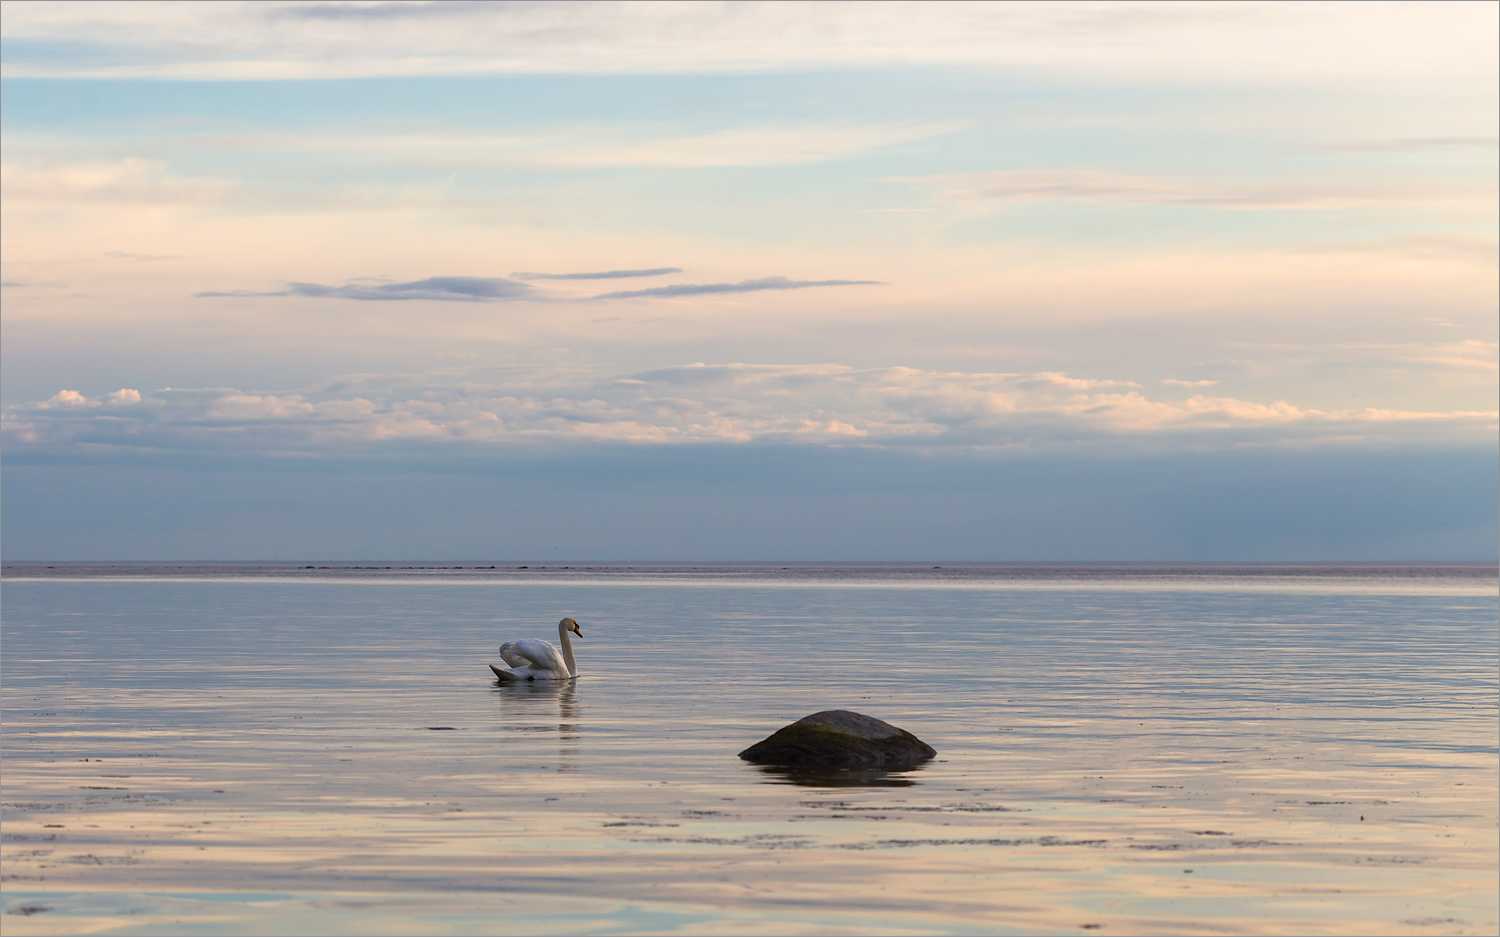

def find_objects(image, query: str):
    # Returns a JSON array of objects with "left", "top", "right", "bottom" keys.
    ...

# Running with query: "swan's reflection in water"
[
  {"left": 754, "top": 764, "right": 924, "bottom": 787},
  {"left": 490, "top": 680, "right": 580, "bottom": 771}
]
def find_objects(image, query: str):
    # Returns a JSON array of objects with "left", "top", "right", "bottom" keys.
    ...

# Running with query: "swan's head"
[{"left": 560, "top": 617, "right": 583, "bottom": 638}]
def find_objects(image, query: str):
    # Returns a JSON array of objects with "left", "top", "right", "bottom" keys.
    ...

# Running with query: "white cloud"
[
  {"left": 45, "top": 389, "right": 90, "bottom": 407},
  {"left": 40, "top": 388, "right": 143, "bottom": 408},
  {"left": 5, "top": 363, "right": 1492, "bottom": 459},
  {"left": 1, "top": 1, "right": 1492, "bottom": 88}
]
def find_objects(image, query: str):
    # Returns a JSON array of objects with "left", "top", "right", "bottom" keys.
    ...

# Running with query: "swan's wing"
[
  {"left": 509, "top": 638, "right": 568, "bottom": 672},
  {"left": 498, "top": 642, "right": 531, "bottom": 668}
]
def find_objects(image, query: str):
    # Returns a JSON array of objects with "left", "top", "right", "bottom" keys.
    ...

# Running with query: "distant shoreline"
[{"left": 5, "top": 561, "right": 1496, "bottom": 595}]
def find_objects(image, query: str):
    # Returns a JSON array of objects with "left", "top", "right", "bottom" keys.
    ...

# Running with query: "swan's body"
[{"left": 491, "top": 618, "right": 582, "bottom": 682}]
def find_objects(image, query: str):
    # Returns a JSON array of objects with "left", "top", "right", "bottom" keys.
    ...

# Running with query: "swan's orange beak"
[{"left": 571, "top": 623, "right": 583, "bottom": 638}]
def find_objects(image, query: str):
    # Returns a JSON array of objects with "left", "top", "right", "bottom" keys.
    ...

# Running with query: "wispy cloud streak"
[
  {"left": 198, "top": 277, "right": 535, "bottom": 302},
  {"left": 592, "top": 276, "right": 883, "bottom": 300},
  {"left": 177, "top": 121, "right": 964, "bottom": 169},
  {"left": 1317, "top": 136, "right": 1499, "bottom": 153},
  {"left": 195, "top": 273, "right": 880, "bottom": 302},
  {"left": 513, "top": 268, "right": 681, "bottom": 281},
  {"left": 893, "top": 168, "right": 1494, "bottom": 211}
]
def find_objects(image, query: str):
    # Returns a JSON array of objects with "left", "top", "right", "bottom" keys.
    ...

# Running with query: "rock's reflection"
[{"left": 754, "top": 764, "right": 924, "bottom": 787}]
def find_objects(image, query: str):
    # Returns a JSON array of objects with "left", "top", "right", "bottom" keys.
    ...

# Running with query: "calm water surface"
[{"left": 2, "top": 564, "right": 1496, "bottom": 935}]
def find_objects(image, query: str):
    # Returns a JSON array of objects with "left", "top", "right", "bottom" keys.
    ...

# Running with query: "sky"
[{"left": 2, "top": 0, "right": 1496, "bottom": 562}]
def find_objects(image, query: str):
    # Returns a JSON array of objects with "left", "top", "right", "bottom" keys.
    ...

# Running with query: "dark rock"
[{"left": 738, "top": 710, "right": 936, "bottom": 768}]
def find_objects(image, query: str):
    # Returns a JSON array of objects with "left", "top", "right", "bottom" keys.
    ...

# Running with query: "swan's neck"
[{"left": 558, "top": 622, "right": 578, "bottom": 677}]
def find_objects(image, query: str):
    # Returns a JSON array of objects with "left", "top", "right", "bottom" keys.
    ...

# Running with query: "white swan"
[{"left": 490, "top": 617, "right": 582, "bottom": 683}]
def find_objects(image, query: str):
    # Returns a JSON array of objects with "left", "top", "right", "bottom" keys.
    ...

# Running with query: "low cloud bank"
[{"left": 5, "top": 363, "right": 1493, "bottom": 461}]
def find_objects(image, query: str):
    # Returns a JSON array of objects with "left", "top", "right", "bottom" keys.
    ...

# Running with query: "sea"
[{"left": 2, "top": 563, "right": 1496, "bottom": 935}]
